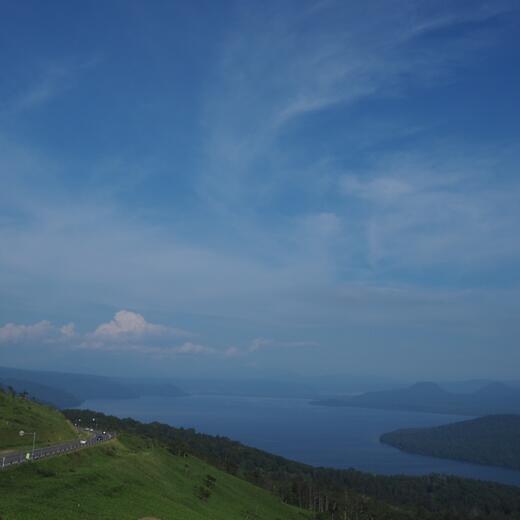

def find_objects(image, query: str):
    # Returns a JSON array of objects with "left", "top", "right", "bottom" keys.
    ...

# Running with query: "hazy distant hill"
[
  {"left": 0, "top": 377, "right": 81, "bottom": 408},
  {"left": 175, "top": 377, "right": 320, "bottom": 398},
  {"left": 381, "top": 415, "right": 520, "bottom": 470},
  {"left": 175, "top": 374, "right": 399, "bottom": 399},
  {"left": 439, "top": 379, "right": 495, "bottom": 394},
  {"left": 0, "top": 366, "right": 186, "bottom": 408},
  {"left": 313, "top": 381, "right": 520, "bottom": 416}
]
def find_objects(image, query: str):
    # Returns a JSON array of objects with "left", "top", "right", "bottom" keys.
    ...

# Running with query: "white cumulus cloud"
[
  {"left": 92, "top": 310, "right": 170, "bottom": 340},
  {"left": 0, "top": 320, "right": 74, "bottom": 345},
  {"left": 91, "top": 310, "right": 187, "bottom": 341}
]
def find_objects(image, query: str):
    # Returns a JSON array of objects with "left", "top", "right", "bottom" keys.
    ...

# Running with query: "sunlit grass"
[
  {"left": 0, "top": 391, "right": 77, "bottom": 452},
  {"left": 0, "top": 434, "right": 310, "bottom": 520}
]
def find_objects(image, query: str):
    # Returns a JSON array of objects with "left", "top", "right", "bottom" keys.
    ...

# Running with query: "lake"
[{"left": 80, "top": 394, "right": 520, "bottom": 486}]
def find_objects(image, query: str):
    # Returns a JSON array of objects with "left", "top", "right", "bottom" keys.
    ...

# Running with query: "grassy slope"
[
  {"left": 0, "top": 392, "right": 77, "bottom": 452},
  {"left": 0, "top": 434, "right": 310, "bottom": 520}
]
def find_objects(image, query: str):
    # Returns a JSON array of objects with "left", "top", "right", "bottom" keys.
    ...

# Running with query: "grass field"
[
  {"left": 0, "top": 434, "right": 310, "bottom": 520},
  {"left": 0, "top": 391, "right": 77, "bottom": 453}
]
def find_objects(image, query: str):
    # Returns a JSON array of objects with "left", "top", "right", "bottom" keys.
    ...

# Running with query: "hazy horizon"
[{"left": 1, "top": 0, "right": 520, "bottom": 381}]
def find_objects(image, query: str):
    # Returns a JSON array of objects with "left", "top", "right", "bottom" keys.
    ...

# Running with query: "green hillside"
[
  {"left": 0, "top": 389, "right": 77, "bottom": 452},
  {"left": 381, "top": 414, "right": 520, "bottom": 470},
  {"left": 0, "top": 434, "right": 310, "bottom": 520}
]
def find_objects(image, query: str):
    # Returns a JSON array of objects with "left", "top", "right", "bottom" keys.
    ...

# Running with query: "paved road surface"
[{"left": 0, "top": 431, "right": 113, "bottom": 470}]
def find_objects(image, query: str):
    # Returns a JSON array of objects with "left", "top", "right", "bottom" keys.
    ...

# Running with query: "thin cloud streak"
[{"left": 2, "top": 57, "right": 101, "bottom": 114}]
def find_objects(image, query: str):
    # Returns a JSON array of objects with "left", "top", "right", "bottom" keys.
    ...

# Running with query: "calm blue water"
[{"left": 81, "top": 394, "right": 520, "bottom": 486}]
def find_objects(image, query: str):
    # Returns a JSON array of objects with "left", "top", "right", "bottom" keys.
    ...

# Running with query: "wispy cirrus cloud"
[
  {"left": 249, "top": 338, "right": 319, "bottom": 353},
  {"left": 197, "top": 0, "right": 515, "bottom": 221},
  {"left": 172, "top": 342, "right": 215, "bottom": 356},
  {"left": 340, "top": 149, "right": 520, "bottom": 271},
  {"left": 3, "top": 57, "right": 101, "bottom": 114},
  {"left": 14, "top": 65, "right": 71, "bottom": 111}
]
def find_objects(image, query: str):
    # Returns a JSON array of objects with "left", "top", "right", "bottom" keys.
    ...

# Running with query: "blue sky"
[{"left": 1, "top": 0, "right": 519, "bottom": 380}]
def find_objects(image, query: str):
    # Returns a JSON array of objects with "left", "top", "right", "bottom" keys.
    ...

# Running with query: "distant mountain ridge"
[{"left": 312, "top": 381, "right": 520, "bottom": 416}]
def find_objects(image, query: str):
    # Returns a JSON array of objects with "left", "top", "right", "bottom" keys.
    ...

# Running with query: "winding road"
[{"left": 0, "top": 431, "right": 113, "bottom": 470}]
